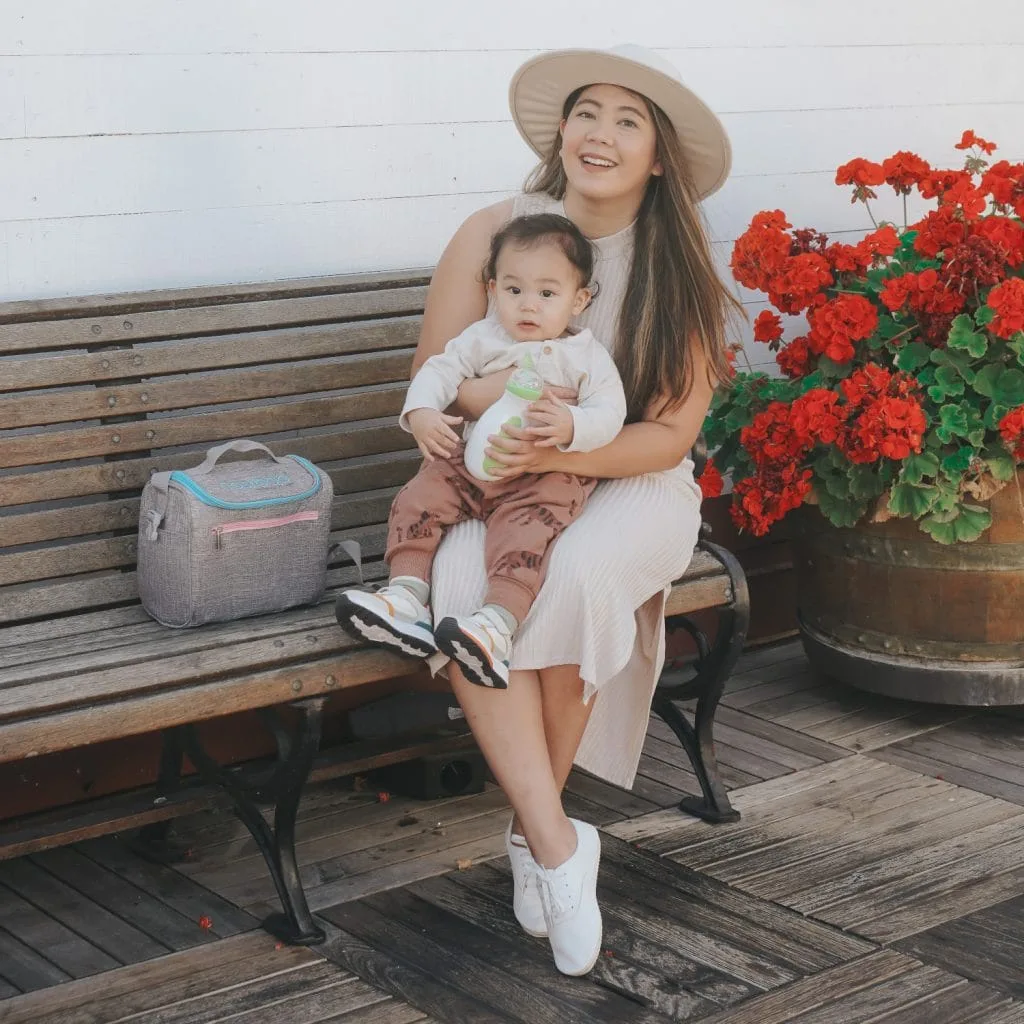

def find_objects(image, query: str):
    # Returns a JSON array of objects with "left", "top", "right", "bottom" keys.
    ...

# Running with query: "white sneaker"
[
  {"left": 532, "top": 819, "right": 603, "bottom": 976},
  {"left": 434, "top": 607, "right": 512, "bottom": 688},
  {"left": 505, "top": 820, "right": 547, "bottom": 938},
  {"left": 335, "top": 584, "right": 436, "bottom": 657}
]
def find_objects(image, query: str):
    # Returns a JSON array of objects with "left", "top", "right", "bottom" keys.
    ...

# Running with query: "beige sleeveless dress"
[{"left": 428, "top": 192, "right": 703, "bottom": 790}]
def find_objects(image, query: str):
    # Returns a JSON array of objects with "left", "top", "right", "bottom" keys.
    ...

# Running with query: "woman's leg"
[
  {"left": 508, "top": 663, "right": 594, "bottom": 837},
  {"left": 447, "top": 662, "right": 576, "bottom": 867}
]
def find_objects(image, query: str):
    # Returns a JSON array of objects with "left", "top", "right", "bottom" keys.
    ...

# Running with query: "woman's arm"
[
  {"left": 488, "top": 344, "right": 716, "bottom": 479},
  {"left": 412, "top": 199, "right": 514, "bottom": 420}
]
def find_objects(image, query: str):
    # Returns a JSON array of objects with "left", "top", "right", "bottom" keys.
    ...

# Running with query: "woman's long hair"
[{"left": 525, "top": 88, "right": 742, "bottom": 422}]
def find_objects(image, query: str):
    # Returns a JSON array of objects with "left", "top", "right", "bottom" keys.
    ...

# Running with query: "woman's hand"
[
  {"left": 484, "top": 423, "right": 565, "bottom": 479},
  {"left": 454, "top": 368, "right": 514, "bottom": 420}
]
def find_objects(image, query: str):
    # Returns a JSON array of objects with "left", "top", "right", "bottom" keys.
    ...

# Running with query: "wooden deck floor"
[{"left": 2, "top": 640, "right": 1023, "bottom": 1022}]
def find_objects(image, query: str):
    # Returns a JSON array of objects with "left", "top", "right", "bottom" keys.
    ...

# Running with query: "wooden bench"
[{"left": 0, "top": 270, "right": 748, "bottom": 945}]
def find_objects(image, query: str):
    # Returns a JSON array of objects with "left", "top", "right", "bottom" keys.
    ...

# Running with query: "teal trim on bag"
[{"left": 169, "top": 455, "right": 321, "bottom": 510}]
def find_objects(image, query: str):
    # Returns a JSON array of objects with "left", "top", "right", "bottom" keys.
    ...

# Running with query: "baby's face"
[{"left": 489, "top": 242, "right": 591, "bottom": 342}]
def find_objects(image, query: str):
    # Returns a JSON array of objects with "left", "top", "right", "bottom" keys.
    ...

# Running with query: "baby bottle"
[{"left": 463, "top": 367, "right": 544, "bottom": 482}]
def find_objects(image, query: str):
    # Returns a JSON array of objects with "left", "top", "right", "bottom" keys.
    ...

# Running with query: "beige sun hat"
[{"left": 509, "top": 43, "right": 731, "bottom": 199}]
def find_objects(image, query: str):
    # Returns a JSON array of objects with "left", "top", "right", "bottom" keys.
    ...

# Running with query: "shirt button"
[{"left": 543, "top": 345, "right": 552, "bottom": 354}]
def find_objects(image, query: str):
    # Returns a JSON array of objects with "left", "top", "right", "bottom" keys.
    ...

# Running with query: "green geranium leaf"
[
  {"left": 928, "top": 365, "right": 966, "bottom": 403},
  {"left": 896, "top": 341, "right": 932, "bottom": 372},
  {"left": 974, "top": 305, "right": 995, "bottom": 326},
  {"left": 947, "top": 314, "right": 989, "bottom": 357},
  {"left": 941, "top": 445, "right": 975, "bottom": 478},
  {"left": 888, "top": 482, "right": 936, "bottom": 519},
  {"left": 848, "top": 464, "right": 884, "bottom": 500},
  {"left": 972, "top": 363, "right": 1003, "bottom": 399},
  {"left": 1010, "top": 333, "right": 1024, "bottom": 366},
  {"left": 817, "top": 356, "right": 854, "bottom": 380},
  {"left": 995, "top": 368, "right": 1024, "bottom": 407},
  {"left": 932, "top": 348, "right": 976, "bottom": 383},
  {"left": 935, "top": 404, "right": 969, "bottom": 443},
  {"left": 919, "top": 503, "right": 992, "bottom": 544},
  {"left": 815, "top": 486, "right": 868, "bottom": 528},
  {"left": 984, "top": 402, "right": 1010, "bottom": 431},
  {"left": 798, "top": 370, "right": 825, "bottom": 393},
  {"left": 985, "top": 451, "right": 1017, "bottom": 481},
  {"left": 900, "top": 451, "right": 940, "bottom": 485}
]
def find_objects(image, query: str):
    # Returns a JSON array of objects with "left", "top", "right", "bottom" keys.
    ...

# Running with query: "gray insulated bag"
[{"left": 137, "top": 440, "right": 334, "bottom": 627}]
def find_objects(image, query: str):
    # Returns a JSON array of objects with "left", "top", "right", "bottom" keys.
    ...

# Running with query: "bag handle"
[
  {"left": 190, "top": 439, "right": 289, "bottom": 477},
  {"left": 144, "top": 440, "right": 290, "bottom": 540}
]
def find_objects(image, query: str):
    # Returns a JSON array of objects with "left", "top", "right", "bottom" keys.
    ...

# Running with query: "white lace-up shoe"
[
  {"left": 532, "top": 819, "right": 603, "bottom": 976},
  {"left": 335, "top": 584, "right": 436, "bottom": 657},
  {"left": 505, "top": 820, "right": 547, "bottom": 938},
  {"left": 434, "top": 607, "right": 512, "bottom": 688}
]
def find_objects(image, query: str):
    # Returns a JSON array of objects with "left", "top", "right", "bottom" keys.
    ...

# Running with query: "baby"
[{"left": 335, "top": 214, "right": 626, "bottom": 688}]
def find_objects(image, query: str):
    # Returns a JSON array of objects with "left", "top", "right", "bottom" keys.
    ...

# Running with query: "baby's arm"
[
  {"left": 400, "top": 323, "right": 493, "bottom": 460},
  {"left": 557, "top": 344, "right": 628, "bottom": 452}
]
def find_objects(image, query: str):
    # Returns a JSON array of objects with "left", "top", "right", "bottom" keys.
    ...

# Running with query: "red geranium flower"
[
  {"left": 696, "top": 458, "right": 724, "bottom": 499},
  {"left": 981, "top": 161, "right": 1024, "bottom": 217},
  {"left": 730, "top": 464, "right": 813, "bottom": 537},
  {"left": 836, "top": 158, "right": 885, "bottom": 188},
  {"left": 971, "top": 216, "right": 1024, "bottom": 268},
  {"left": 987, "top": 278, "right": 1024, "bottom": 339},
  {"left": 807, "top": 293, "right": 879, "bottom": 363},
  {"left": 913, "top": 206, "right": 969, "bottom": 258},
  {"left": 752, "top": 309, "right": 784, "bottom": 345},
  {"left": 882, "top": 151, "right": 931, "bottom": 194},
  {"left": 767, "top": 253, "right": 834, "bottom": 314},
  {"left": 790, "top": 389, "right": 849, "bottom": 445},
  {"left": 776, "top": 335, "right": 814, "bottom": 379},
  {"left": 956, "top": 130, "right": 997, "bottom": 155},
  {"left": 999, "top": 406, "right": 1024, "bottom": 461}
]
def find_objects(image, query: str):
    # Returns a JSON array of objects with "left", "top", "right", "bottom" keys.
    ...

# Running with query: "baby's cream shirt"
[{"left": 399, "top": 319, "right": 627, "bottom": 453}]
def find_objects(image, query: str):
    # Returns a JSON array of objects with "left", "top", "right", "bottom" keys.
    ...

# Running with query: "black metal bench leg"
[
  {"left": 182, "top": 697, "right": 327, "bottom": 946},
  {"left": 129, "top": 726, "right": 191, "bottom": 863},
  {"left": 654, "top": 537, "right": 750, "bottom": 824}
]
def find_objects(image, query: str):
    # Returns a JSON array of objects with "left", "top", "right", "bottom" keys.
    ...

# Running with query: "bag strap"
[{"left": 330, "top": 539, "right": 363, "bottom": 585}]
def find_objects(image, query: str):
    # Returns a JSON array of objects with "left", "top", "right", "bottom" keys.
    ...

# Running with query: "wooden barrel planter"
[{"left": 795, "top": 472, "right": 1024, "bottom": 706}]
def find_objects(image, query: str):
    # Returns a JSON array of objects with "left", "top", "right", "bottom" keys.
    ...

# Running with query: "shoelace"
[{"left": 529, "top": 862, "right": 568, "bottom": 919}]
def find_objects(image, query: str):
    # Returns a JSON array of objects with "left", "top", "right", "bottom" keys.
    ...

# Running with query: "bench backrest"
[{"left": 0, "top": 271, "right": 429, "bottom": 631}]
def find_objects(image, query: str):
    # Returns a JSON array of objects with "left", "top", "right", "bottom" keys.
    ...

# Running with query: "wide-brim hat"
[{"left": 509, "top": 44, "right": 731, "bottom": 200}]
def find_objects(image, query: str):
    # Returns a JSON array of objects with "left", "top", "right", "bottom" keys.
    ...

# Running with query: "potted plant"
[{"left": 702, "top": 132, "right": 1024, "bottom": 705}]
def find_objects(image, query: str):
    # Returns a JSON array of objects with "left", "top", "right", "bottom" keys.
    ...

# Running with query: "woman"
[{"left": 413, "top": 44, "right": 738, "bottom": 975}]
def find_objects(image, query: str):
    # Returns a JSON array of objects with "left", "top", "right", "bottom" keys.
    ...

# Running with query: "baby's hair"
[{"left": 484, "top": 213, "right": 595, "bottom": 290}]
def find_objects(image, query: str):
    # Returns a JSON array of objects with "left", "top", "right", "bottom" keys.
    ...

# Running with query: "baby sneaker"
[
  {"left": 505, "top": 820, "right": 547, "bottom": 938},
  {"left": 434, "top": 607, "right": 512, "bottom": 688},
  {"left": 334, "top": 583, "right": 436, "bottom": 657},
  {"left": 532, "top": 819, "right": 603, "bottom": 976}
]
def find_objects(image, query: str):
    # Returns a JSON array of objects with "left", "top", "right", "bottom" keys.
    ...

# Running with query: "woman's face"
[{"left": 559, "top": 83, "right": 662, "bottom": 204}]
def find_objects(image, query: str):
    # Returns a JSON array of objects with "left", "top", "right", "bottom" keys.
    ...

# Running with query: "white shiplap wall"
[{"left": 1, "top": 1, "right": 1023, "bottom": 365}]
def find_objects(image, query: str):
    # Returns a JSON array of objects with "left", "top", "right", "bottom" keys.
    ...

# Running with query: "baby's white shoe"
[
  {"left": 335, "top": 584, "right": 436, "bottom": 657},
  {"left": 434, "top": 607, "right": 512, "bottom": 688},
  {"left": 505, "top": 820, "right": 547, "bottom": 938},
  {"left": 532, "top": 819, "right": 603, "bottom": 976}
]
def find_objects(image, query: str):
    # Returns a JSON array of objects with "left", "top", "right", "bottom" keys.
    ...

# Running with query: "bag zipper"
[
  {"left": 170, "top": 455, "right": 321, "bottom": 510},
  {"left": 212, "top": 510, "right": 320, "bottom": 549}
]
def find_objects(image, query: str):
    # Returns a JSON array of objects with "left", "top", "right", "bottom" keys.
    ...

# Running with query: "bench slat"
[
  {"left": 3, "top": 350, "right": 413, "bottom": 428},
  {"left": 1, "top": 386, "right": 407, "bottom": 469},
  {"left": 0, "top": 287, "right": 429, "bottom": 354},
  {"left": 0, "top": 426, "right": 416, "bottom": 507},
  {"left": 0, "top": 647, "right": 417, "bottom": 764},
  {"left": 1, "top": 318, "right": 420, "bottom": 392},
  {"left": 0, "top": 269, "right": 431, "bottom": 324}
]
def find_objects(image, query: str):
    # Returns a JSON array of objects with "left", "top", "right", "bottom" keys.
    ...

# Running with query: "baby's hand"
[
  {"left": 525, "top": 390, "right": 575, "bottom": 448},
  {"left": 406, "top": 408, "right": 463, "bottom": 461}
]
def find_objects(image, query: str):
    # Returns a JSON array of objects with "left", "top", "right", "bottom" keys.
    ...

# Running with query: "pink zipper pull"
[{"left": 214, "top": 527, "right": 223, "bottom": 550}]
